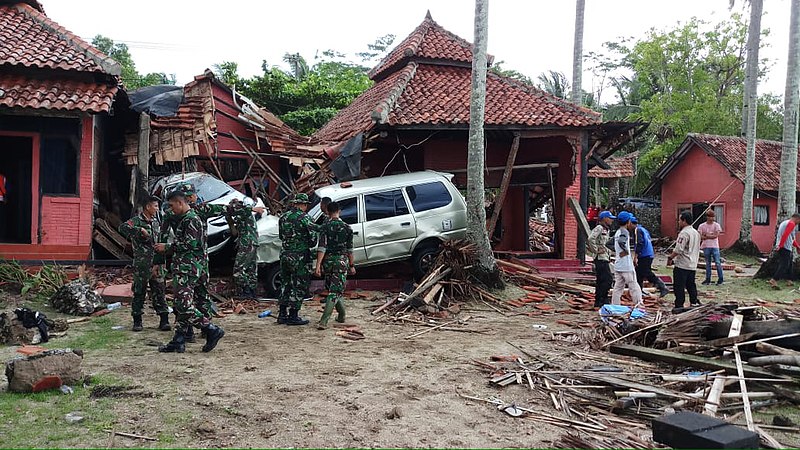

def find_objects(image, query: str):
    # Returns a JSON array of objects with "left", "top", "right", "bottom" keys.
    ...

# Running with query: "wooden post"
[
  {"left": 487, "top": 133, "right": 520, "bottom": 239},
  {"left": 136, "top": 112, "right": 150, "bottom": 208}
]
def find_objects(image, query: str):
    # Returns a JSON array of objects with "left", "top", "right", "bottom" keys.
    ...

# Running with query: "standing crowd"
[{"left": 119, "top": 186, "right": 355, "bottom": 354}]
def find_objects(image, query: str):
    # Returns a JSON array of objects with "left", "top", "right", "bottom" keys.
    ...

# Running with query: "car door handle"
[{"left": 401, "top": 222, "right": 411, "bottom": 227}]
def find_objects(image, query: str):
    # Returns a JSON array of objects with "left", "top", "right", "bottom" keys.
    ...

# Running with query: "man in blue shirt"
[{"left": 632, "top": 218, "right": 669, "bottom": 298}]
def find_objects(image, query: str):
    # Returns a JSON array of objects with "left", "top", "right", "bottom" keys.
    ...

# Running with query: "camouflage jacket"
[
  {"left": 160, "top": 202, "right": 226, "bottom": 247},
  {"left": 318, "top": 218, "right": 353, "bottom": 257},
  {"left": 119, "top": 213, "right": 161, "bottom": 262},
  {"left": 165, "top": 209, "right": 205, "bottom": 276},
  {"left": 279, "top": 206, "right": 318, "bottom": 253},
  {"left": 227, "top": 202, "right": 258, "bottom": 247}
]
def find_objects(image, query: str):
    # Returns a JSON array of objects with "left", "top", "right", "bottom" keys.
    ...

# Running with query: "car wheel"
[
  {"left": 412, "top": 245, "right": 440, "bottom": 279},
  {"left": 262, "top": 264, "right": 282, "bottom": 298}
]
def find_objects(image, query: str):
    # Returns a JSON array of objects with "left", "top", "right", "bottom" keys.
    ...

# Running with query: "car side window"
[
  {"left": 406, "top": 181, "right": 452, "bottom": 212},
  {"left": 339, "top": 197, "right": 359, "bottom": 225},
  {"left": 365, "top": 190, "right": 408, "bottom": 221}
]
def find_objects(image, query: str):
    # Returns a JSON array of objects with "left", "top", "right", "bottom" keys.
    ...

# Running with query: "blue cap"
[
  {"left": 631, "top": 216, "right": 639, "bottom": 224},
  {"left": 618, "top": 211, "right": 635, "bottom": 223},
  {"left": 598, "top": 211, "right": 616, "bottom": 220}
]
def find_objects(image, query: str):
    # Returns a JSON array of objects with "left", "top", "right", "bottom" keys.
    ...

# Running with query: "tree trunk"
[
  {"left": 594, "top": 177, "right": 603, "bottom": 206},
  {"left": 466, "top": 0, "right": 502, "bottom": 288},
  {"left": 736, "top": 0, "right": 763, "bottom": 255},
  {"left": 608, "top": 178, "right": 620, "bottom": 211},
  {"left": 778, "top": 0, "right": 800, "bottom": 221},
  {"left": 571, "top": 0, "right": 585, "bottom": 105}
]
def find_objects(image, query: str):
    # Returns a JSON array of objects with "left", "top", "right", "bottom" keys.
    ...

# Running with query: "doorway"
[{"left": 0, "top": 136, "right": 33, "bottom": 243}]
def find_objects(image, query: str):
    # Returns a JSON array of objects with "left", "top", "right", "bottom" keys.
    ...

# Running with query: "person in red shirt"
[{"left": 769, "top": 213, "right": 800, "bottom": 289}]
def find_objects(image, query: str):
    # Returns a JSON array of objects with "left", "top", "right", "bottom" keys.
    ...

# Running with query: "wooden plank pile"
[{"left": 528, "top": 219, "right": 554, "bottom": 252}]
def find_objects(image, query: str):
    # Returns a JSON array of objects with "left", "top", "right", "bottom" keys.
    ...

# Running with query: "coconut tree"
[
  {"left": 734, "top": 0, "right": 763, "bottom": 254},
  {"left": 778, "top": 0, "right": 800, "bottom": 221},
  {"left": 466, "top": 0, "right": 501, "bottom": 286},
  {"left": 571, "top": 0, "right": 585, "bottom": 105}
]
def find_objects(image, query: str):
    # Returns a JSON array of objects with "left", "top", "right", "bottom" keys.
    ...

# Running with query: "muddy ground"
[{"left": 2, "top": 259, "right": 799, "bottom": 448}]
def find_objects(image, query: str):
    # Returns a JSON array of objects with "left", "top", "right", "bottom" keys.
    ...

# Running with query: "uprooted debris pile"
[
  {"left": 529, "top": 219, "right": 554, "bottom": 252},
  {"left": 0, "top": 308, "right": 68, "bottom": 345},
  {"left": 50, "top": 280, "right": 104, "bottom": 316}
]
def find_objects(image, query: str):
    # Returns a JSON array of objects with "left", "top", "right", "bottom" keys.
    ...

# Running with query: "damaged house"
[
  {"left": 0, "top": 0, "right": 123, "bottom": 261},
  {"left": 313, "top": 13, "right": 643, "bottom": 259}
]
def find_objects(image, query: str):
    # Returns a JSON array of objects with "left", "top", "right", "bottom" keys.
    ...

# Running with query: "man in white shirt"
[
  {"left": 611, "top": 211, "right": 643, "bottom": 308},
  {"left": 668, "top": 211, "right": 702, "bottom": 308}
]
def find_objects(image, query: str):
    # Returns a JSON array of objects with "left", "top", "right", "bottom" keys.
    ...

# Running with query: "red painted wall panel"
[{"left": 40, "top": 116, "right": 93, "bottom": 247}]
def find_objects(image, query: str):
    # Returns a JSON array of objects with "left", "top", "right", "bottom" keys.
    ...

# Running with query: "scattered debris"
[
  {"left": 528, "top": 219, "right": 554, "bottom": 252},
  {"left": 51, "top": 280, "right": 104, "bottom": 316},
  {"left": 385, "top": 406, "right": 403, "bottom": 420},
  {"left": 104, "top": 430, "right": 158, "bottom": 442},
  {"left": 90, "top": 385, "right": 155, "bottom": 399},
  {"left": 336, "top": 326, "right": 365, "bottom": 341},
  {"left": 64, "top": 412, "right": 85, "bottom": 424}
]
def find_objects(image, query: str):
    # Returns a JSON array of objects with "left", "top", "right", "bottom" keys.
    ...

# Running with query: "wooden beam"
[
  {"left": 609, "top": 344, "right": 785, "bottom": 379},
  {"left": 136, "top": 112, "right": 150, "bottom": 206},
  {"left": 703, "top": 376, "right": 727, "bottom": 416},
  {"left": 567, "top": 197, "right": 592, "bottom": 238},
  {"left": 487, "top": 133, "right": 520, "bottom": 239}
]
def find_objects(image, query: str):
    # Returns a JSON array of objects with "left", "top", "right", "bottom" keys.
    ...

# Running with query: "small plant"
[{"left": 0, "top": 260, "right": 67, "bottom": 298}]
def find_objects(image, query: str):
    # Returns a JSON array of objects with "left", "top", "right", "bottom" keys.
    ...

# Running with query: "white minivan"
[{"left": 258, "top": 171, "right": 467, "bottom": 295}]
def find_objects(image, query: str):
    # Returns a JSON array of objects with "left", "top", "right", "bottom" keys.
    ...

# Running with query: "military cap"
[
  {"left": 291, "top": 193, "right": 310, "bottom": 204},
  {"left": 179, "top": 183, "right": 196, "bottom": 196}
]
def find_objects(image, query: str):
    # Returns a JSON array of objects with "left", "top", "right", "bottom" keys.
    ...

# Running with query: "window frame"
[
  {"left": 710, "top": 204, "right": 725, "bottom": 232},
  {"left": 39, "top": 135, "right": 80, "bottom": 197},
  {"left": 753, "top": 205, "right": 770, "bottom": 226},
  {"left": 364, "top": 189, "right": 410, "bottom": 222}
]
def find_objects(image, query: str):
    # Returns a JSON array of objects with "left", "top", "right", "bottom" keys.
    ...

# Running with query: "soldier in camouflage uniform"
[
  {"left": 118, "top": 196, "right": 170, "bottom": 332},
  {"left": 313, "top": 201, "right": 355, "bottom": 329},
  {"left": 160, "top": 183, "right": 226, "bottom": 342},
  {"left": 155, "top": 191, "right": 225, "bottom": 353},
  {"left": 278, "top": 193, "right": 319, "bottom": 325},
  {"left": 226, "top": 198, "right": 265, "bottom": 298}
]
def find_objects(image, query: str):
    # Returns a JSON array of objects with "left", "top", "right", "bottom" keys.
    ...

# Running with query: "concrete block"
[
  {"left": 6, "top": 349, "right": 84, "bottom": 393},
  {"left": 652, "top": 411, "right": 759, "bottom": 449}
]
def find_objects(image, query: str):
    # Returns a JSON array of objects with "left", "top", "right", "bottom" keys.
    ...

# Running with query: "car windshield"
[{"left": 185, "top": 175, "right": 232, "bottom": 203}]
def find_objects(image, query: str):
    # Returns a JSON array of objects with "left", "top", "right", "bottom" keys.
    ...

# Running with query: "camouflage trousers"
[
  {"left": 172, "top": 271, "right": 209, "bottom": 332},
  {"left": 194, "top": 258, "right": 213, "bottom": 318},
  {"left": 233, "top": 243, "right": 258, "bottom": 294},
  {"left": 132, "top": 260, "right": 168, "bottom": 317},
  {"left": 279, "top": 251, "right": 311, "bottom": 309},
  {"left": 319, "top": 255, "right": 348, "bottom": 326}
]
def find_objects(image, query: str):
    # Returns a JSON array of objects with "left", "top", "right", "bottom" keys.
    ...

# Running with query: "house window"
[
  {"left": 711, "top": 204, "right": 724, "bottom": 229},
  {"left": 40, "top": 137, "right": 78, "bottom": 195},
  {"left": 754, "top": 205, "right": 769, "bottom": 226}
]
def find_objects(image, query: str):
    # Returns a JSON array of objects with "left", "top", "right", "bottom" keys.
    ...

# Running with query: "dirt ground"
[{"left": 2, "top": 256, "right": 799, "bottom": 448}]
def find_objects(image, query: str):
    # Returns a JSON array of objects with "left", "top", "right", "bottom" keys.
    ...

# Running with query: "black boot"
[
  {"left": 202, "top": 324, "right": 225, "bottom": 352},
  {"left": 657, "top": 280, "right": 670, "bottom": 298},
  {"left": 185, "top": 325, "right": 197, "bottom": 343},
  {"left": 158, "top": 328, "right": 186, "bottom": 353},
  {"left": 276, "top": 305, "right": 289, "bottom": 325},
  {"left": 158, "top": 313, "right": 171, "bottom": 331},
  {"left": 286, "top": 308, "right": 309, "bottom": 326},
  {"left": 132, "top": 315, "right": 143, "bottom": 332}
]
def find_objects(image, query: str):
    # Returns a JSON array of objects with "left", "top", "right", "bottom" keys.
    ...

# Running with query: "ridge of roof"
[
  {"left": 11, "top": 3, "right": 120, "bottom": 76},
  {"left": 370, "top": 62, "right": 418, "bottom": 124}
]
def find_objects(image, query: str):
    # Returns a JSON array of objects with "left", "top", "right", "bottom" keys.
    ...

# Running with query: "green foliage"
[
  {"left": 92, "top": 35, "right": 176, "bottom": 90},
  {"left": 591, "top": 15, "right": 784, "bottom": 192},
  {"left": 356, "top": 34, "right": 396, "bottom": 63},
  {"left": 491, "top": 61, "right": 533, "bottom": 85},
  {"left": 0, "top": 261, "right": 66, "bottom": 299},
  {"left": 214, "top": 51, "right": 374, "bottom": 136}
]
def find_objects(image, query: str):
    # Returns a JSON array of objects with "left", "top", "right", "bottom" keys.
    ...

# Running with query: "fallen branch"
[{"left": 103, "top": 430, "right": 157, "bottom": 441}]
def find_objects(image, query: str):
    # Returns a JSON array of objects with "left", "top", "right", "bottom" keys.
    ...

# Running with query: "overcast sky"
[{"left": 43, "top": 0, "right": 792, "bottom": 102}]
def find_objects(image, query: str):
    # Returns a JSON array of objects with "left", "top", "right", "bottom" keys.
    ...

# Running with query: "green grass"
[
  {"left": 45, "top": 316, "right": 129, "bottom": 351},
  {"left": 0, "top": 383, "right": 117, "bottom": 447}
]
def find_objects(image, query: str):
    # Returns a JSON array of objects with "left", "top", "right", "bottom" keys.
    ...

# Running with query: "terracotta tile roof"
[
  {"left": 369, "top": 12, "right": 481, "bottom": 81},
  {"left": 318, "top": 14, "right": 601, "bottom": 143},
  {"left": 315, "top": 63, "right": 601, "bottom": 141},
  {"left": 689, "top": 133, "right": 798, "bottom": 192},
  {"left": 588, "top": 152, "right": 637, "bottom": 178},
  {"left": 0, "top": 73, "right": 118, "bottom": 112},
  {"left": 0, "top": 4, "right": 119, "bottom": 74}
]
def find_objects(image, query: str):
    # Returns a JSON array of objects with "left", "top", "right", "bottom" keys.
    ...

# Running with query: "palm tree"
[
  {"left": 735, "top": 0, "right": 763, "bottom": 253},
  {"left": 778, "top": 0, "right": 800, "bottom": 221},
  {"left": 571, "top": 0, "right": 585, "bottom": 105},
  {"left": 466, "top": 0, "right": 501, "bottom": 286},
  {"left": 282, "top": 52, "right": 308, "bottom": 80},
  {"left": 537, "top": 70, "right": 570, "bottom": 99}
]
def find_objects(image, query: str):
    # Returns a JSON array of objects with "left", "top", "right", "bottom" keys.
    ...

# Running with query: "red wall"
[
  {"left": 660, "top": 144, "right": 776, "bottom": 252},
  {"left": 40, "top": 116, "right": 94, "bottom": 247}
]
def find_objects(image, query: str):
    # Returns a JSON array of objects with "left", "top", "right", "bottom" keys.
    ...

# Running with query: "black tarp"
[
  {"left": 330, "top": 133, "right": 363, "bottom": 182},
  {"left": 128, "top": 85, "right": 184, "bottom": 117}
]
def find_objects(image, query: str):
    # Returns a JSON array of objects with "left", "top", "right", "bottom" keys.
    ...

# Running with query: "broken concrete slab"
[
  {"left": 5, "top": 349, "right": 84, "bottom": 393},
  {"left": 96, "top": 283, "right": 133, "bottom": 303}
]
